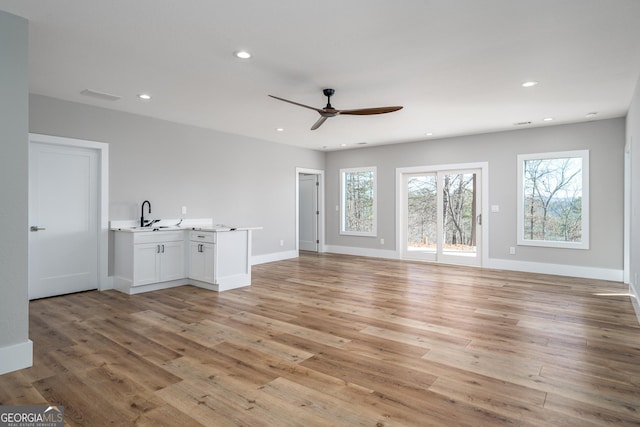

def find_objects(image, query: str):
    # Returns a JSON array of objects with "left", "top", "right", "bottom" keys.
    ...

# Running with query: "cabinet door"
[
  {"left": 189, "top": 241, "right": 205, "bottom": 282},
  {"left": 201, "top": 243, "right": 215, "bottom": 283},
  {"left": 133, "top": 243, "right": 160, "bottom": 286},
  {"left": 160, "top": 240, "right": 185, "bottom": 282},
  {"left": 189, "top": 241, "right": 214, "bottom": 283}
]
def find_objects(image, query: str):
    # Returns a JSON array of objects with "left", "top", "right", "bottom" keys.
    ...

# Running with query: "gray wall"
[
  {"left": 325, "top": 118, "right": 625, "bottom": 271},
  {"left": 0, "top": 12, "right": 29, "bottom": 366},
  {"left": 627, "top": 74, "right": 640, "bottom": 319},
  {"left": 29, "top": 95, "right": 325, "bottom": 258}
]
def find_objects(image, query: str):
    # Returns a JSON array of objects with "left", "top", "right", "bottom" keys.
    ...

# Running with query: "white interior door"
[
  {"left": 402, "top": 168, "right": 482, "bottom": 266},
  {"left": 299, "top": 173, "right": 318, "bottom": 252},
  {"left": 29, "top": 142, "right": 99, "bottom": 299}
]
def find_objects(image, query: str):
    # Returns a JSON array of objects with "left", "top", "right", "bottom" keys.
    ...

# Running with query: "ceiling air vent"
[{"left": 80, "top": 89, "right": 121, "bottom": 101}]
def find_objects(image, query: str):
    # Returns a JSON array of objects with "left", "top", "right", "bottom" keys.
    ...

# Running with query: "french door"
[{"left": 401, "top": 168, "right": 482, "bottom": 266}]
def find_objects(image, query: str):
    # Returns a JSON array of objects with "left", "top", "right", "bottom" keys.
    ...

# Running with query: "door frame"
[
  {"left": 396, "top": 162, "right": 489, "bottom": 267},
  {"left": 295, "top": 167, "right": 325, "bottom": 254},
  {"left": 29, "top": 133, "right": 110, "bottom": 291}
]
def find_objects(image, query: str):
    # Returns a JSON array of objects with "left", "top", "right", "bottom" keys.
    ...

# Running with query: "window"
[
  {"left": 340, "top": 167, "right": 377, "bottom": 236},
  {"left": 517, "top": 150, "right": 589, "bottom": 249}
]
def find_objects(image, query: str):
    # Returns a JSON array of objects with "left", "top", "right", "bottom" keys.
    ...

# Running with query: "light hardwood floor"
[{"left": 1, "top": 253, "right": 640, "bottom": 426}]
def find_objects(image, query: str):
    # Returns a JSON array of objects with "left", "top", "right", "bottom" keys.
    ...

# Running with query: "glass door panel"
[
  {"left": 405, "top": 174, "right": 437, "bottom": 260},
  {"left": 440, "top": 172, "right": 478, "bottom": 264}
]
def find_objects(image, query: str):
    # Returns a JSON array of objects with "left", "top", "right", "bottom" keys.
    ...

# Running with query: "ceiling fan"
[{"left": 269, "top": 88, "right": 403, "bottom": 130}]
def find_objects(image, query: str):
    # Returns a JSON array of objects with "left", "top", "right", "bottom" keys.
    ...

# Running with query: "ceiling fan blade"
[
  {"left": 268, "top": 95, "right": 323, "bottom": 113},
  {"left": 310, "top": 116, "right": 328, "bottom": 130},
  {"left": 338, "top": 106, "right": 403, "bottom": 115}
]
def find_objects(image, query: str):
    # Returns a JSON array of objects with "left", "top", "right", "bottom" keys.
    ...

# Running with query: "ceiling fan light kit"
[{"left": 269, "top": 88, "right": 402, "bottom": 130}]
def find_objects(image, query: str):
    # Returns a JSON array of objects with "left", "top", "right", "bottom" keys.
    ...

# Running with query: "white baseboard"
[
  {"left": 485, "top": 258, "right": 624, "bottom": 282},
  {"left": 324, "top": 245, "right": 399, "bottom": 260},
  {"left": 0, "top": 340, "right": 33, "bottom": 375},
  {"left": 323, "top": 245, "right": 623, "bottom": 282},
  {"left": 630, "top": 281, "right": 640, "bottom": 326},
  {"left": 252, "top": 250, "right": 298, "bottom": 265}
]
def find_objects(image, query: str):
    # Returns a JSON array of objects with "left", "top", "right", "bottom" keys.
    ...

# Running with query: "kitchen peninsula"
[{"left": 111, "top": 219, "right": 260, "bottom": 294}]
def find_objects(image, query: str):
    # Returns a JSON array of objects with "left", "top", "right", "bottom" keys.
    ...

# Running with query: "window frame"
[
  {"left": 340, "top": 166, "right": 377, "bottom": 237},
  {"left": 517, "top": 150, "right": 589, "bottom": 250}
]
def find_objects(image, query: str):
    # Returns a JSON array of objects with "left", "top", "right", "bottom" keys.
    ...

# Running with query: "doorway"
[
  {"left": 29, "top": 134, "right": 109, "bottom": 299},
  {"left": 398, "top": 163, "right": 487, "bottom": 267},
  {"left": 296, "top": 168, "right": 324, "bottom": 254}
]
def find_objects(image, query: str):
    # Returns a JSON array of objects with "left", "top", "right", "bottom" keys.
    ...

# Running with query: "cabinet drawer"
[
  {"left": 134, "top": 230, "right": 185, "bottom": 244},
  {"left": 190, "top": 231, "right": 215, "bottom": 243}
]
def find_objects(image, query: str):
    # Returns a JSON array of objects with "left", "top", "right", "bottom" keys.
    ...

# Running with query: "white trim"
[
  {"left": 252, "top": 250, "right": 298, "bottom": 265},
  {"left": 325, "top": 245, "right": 399, "bottom": 260},
  {"left": 517, "top": 150, "right": 589, "bottom": 250},
  {"left": 295, "top": 167, "right": 325, "bottom": 254},
  {"left": 28, "top": 133, "right": 110, "bottom": 291},
  {"left": 630, "top": 282, "right": 640, "bottom": 326},
  {"left": 485, "top": 258, "right": 622, "bottom": 282},
  {"left": 323, "top": 245, "right": 622, "bottom": 282},
  {"left": 0, "top": 340, "right": 33, "bottom": 375},
  {"left": 340, "top": 166, "right": 377, "bottom": 237}
]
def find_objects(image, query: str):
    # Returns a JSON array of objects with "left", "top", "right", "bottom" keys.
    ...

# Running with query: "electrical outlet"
[
  {"left": 509, "top": 246, "right": 516, "bottom": 255},
  {"left": 181, "top": 206, "right": 187, "bottom": 215},
  {"left": 280, "top": 240, "right": 284, "bottom": 247},
  {"left": 380, "top": 238, "right": 384, "bottom": 245}
]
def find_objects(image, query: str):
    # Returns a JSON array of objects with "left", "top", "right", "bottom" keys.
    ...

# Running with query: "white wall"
[
  {"left": 0, "top": 11, "right": 32, "bottom": 374},
  {"left": 325, "top": 119, "right": 625, "bottom": 280},
  {"left": 626, "top": 74, "right": 640, "bottom": 323},
  {"left": 29, "top": 95, "right": 325, "bottom": 264}
]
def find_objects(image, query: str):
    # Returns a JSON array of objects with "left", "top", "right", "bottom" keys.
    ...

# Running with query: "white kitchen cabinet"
[
  {"left": 114, "top": 231, "right": 186, "bottom": 294},
  {"left": 188, "top": 229, "right": 251, "bottom": 291},
  {"left": 189, "top": 236, "right": 215, "bottom": 283},
  {"left": 112, "top": 224, "right": 256, "bottom": 294}
]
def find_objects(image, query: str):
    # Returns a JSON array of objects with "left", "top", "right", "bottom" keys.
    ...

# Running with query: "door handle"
[
  {"left": 30, "top": 226, "right": 46, "bottom": 232},
  {"left": 476, "top": 214, "right": 482, "bottom": 225}
]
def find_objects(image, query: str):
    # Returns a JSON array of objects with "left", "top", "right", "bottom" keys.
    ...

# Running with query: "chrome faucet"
[{"left": 141, "top": 200, "right": 151, "bottom": 227}]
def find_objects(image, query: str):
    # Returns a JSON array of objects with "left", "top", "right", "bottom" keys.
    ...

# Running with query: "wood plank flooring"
[{"left": 2, "top": 252, "right": 640, "bottom": 426}]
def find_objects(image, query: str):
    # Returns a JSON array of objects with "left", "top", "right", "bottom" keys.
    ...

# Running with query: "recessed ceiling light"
[
  {"left": 340, "top": 143, "right": 347, "bottom": 147},
  {"left": 543, "top": 117, "right": 553, "bottom": 122},
  {"left": 522, "top": 81, "right": 539, "bottom": 88},
  {"left": 234, "top": 50, "right": 252, "bottom": 59},
  {"left": 426, "top": 132, "right": 434, "bottom": 136},
  {"left": 586, "top": 112, "right": 598, "bottom": 118},
  {"left": 137, "top": 93, "right": 152, "bottom": 100},
  {"left": 275, "top": 128, "right": 284, "bottom": 132}
]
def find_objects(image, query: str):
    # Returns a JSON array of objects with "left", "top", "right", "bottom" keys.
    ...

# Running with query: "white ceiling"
[{"left": 2, "top": 1, "right": 640, "bottom": 151}]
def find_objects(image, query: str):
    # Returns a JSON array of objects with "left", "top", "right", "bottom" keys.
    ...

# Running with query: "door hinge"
[
  {"left": 316, "top": 211, "right": 319, "bottom": 215},
  {"left": 315, "top": 181, "right": 319, "bottom": 186},
  {"left": 316, "top": 240, "right": 320, "bottom": 244}
]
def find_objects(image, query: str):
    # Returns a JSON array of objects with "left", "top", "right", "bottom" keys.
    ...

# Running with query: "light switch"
[
  {"left": 491, "top": 205, "right": 500, "bottom": 213},
  {"left": 181, "top": 206, "right": 187, "bottom": 214}
]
